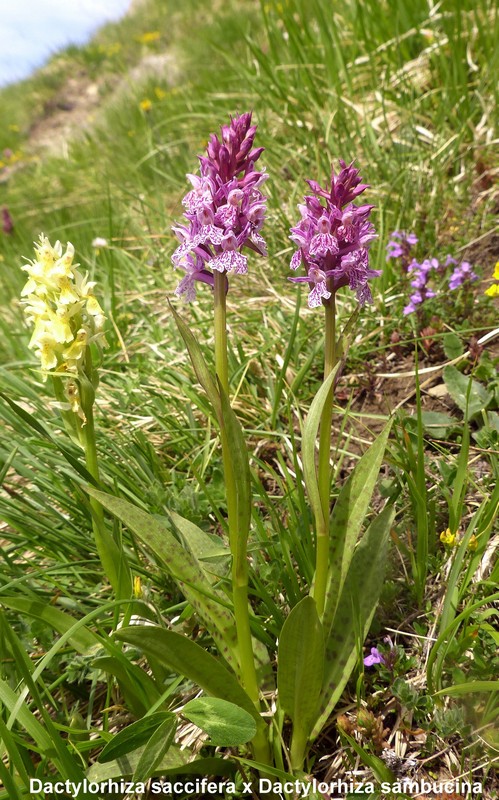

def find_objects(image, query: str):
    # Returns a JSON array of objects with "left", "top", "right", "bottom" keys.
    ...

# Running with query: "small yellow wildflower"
[
  {"left": 139, "top": 98, "right": 152, "bottom": 112},
  {"left": 440, "top": 528, "right": 457, "bottom": 546},
  {"left": 485, "top": 261, "right": 499, "bottom": 296},
  {"left": 154, "top": 86, "right": 166, "bottom": 100},
  {"left": 468, "top": 534, "right": 478, "bottom": 551},
  {"left": 136, "top": 31, "right": 160, "bottom": 45}
]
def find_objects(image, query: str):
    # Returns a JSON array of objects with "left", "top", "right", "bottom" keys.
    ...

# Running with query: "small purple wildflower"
[
  {"left": 289, "top": 160, "right": 379, "bottom": 308},
  {"left": 403, "top": 258, "right": 438, "bottom": 315},
  {"left": 363, "top": 647, "right": 385, "bottom": 667},
  {"left": 386, "top": 230, "right": 418, "bottom": 262},
  {"left": 448, "top": 260, "right": 479, "bottom": 290},
  {"left": 172, "top": 112, "right": 267, "bottom": 301}
]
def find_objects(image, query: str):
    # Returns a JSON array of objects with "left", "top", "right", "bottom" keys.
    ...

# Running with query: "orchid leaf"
[
  {"left": 312, "top": 505, "right": 394, "bottom": 738},
  {"left": 323, "top": 421, "right": 392, "bottom": 634},
  {"left": 86, "top": 487, "right": 240, "bottom": 671},
  {"left": 277, "top": 597, "right": 324, "bottom": 741},
  {"left": 114, "top": 626, "right": 261, "bottom": 723},
  {"left": 169, "top": 304, "right": 221, "bottom": 415},
  {"left": 302, "top": 367, "right": 339, "bottom": 532},
  {"left": 168, "top": 510, "right": 230, "bottom": 578}
]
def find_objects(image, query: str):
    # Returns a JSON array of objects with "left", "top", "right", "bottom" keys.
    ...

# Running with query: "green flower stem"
[
  {"left": 313, "top": 292, "right": 336, "bottom": 618},
  {"left": 79, "top": 350, "right": 131, "bottom": 603},
  {"left": 213, "top": 274, "right": 270, "bottom": 766},
  {"left": 214, "top": 271, "right": 229, "bottom": 395}
]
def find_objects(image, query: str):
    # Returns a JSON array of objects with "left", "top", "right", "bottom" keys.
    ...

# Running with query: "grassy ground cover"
[{"left": 0, "top": 0, "right": 497, "bottom": 797}]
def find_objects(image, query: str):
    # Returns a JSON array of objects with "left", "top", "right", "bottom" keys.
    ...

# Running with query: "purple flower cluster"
[
  {"left": 403, "top": 258, "right": 438, "bottom": 315},
  {"left": 386, "top": 230, "right": 418, "bottom": 262},
  {"left": 288, "top": 161, "right": 379, "bottom": 308},
  {"left": 172, "top": 113, "right": 267, "bottom": 301},
  {"left": 447, "top": 258, "right": 479, "bottom": 290},
  {"left": 388, "top": 231, "right": 481, "bottom": 314}
]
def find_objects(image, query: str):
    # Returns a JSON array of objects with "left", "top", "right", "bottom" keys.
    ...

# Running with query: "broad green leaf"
[
  {"left": 312, "top": 506, "right": 395, "bottom": 739},
  {"left": 86, "top": 488, "right": 239, "bottom": 671},
  {"left": 115, "top": 626, "right": 260, "bottom": 723},
  {"left": 182, "top": 697, "right": 257, "bottom": 746},
  {"left": 323, "top": 421, "right": 392, "bottom": 633},
  {"left": 0, "top": 598, "right": 99, "bottom": 654},
  {"left": 92, "top": 656, "right": 162, "bottom": 718},
  {"left": 277, "top": 596, "right": 324, "bottom": 739},
  {"left": 302, "top": 367, "right": 339, "bottom": 532},
  {"left": 99, "top": 713, "right": 174, "bottom": 763},
  {"left": 443, "top": 365, "right": 492, "bottom": 419},
  {"left": 443, "top": 332, "right": 464, "bottom": 360},
  {"left": 133, "top": 715, "right": 177, "bottom": 783},
  {"left": 420, "top": 411, "right": 459, "bottom": 438}
]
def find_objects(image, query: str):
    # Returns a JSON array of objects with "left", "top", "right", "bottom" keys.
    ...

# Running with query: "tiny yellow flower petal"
[
  {"left": 468, "top": 534, "right": 478, "bottom": 551},
  {"left": 493, "top": 261, "right": 499, "bottom": 280},
  {"left": 485, "top": 284, "right": 499, "bottom": 297},
  {"left": 154, "top": 86, "right": 166, "bottom": 100},
  {"left": 139, "top": 98, "right": 152, "bottom": 112}
]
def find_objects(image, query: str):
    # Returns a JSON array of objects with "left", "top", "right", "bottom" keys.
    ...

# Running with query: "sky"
[{"left": 0, "top": 0, "right": 131, "bottom": 86}]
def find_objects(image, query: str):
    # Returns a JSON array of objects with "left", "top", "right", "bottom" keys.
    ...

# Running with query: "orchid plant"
[
  {"left": 17, "top": 235, "right": 131, "bottom": 602},
  {"left": 16, "top": 115, "right": 395, "bottom": 789}
]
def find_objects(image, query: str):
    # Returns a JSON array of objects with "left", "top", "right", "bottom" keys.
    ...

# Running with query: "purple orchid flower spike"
[
  {"left": 363, "top": 647, "right": 385, "bottom": 667},
  {"left": 289, "top": 160, "right": 380, "bottom": 308},
  {"left": 172, "top": 112, "right": 267, "bottom": 301}
]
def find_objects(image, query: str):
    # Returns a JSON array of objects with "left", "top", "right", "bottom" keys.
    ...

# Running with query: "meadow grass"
[{"left": 0, "top": 0, "right": 497, "bottom": 796}]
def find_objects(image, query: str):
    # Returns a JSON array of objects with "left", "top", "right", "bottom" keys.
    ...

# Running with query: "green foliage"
[
  {"left": 0, "top": 0, "right": 497, "bottom": 791},
  {"left": 277, "top": 597, "right": 324, "bottom": 766},
  {"left": 182, "top": 697, "right": 257, "bottom": 746}
]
